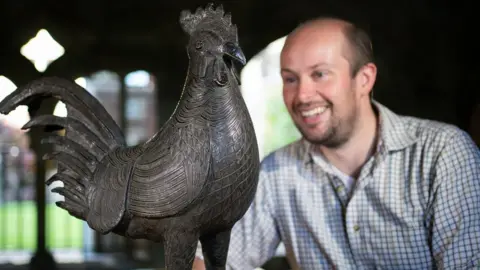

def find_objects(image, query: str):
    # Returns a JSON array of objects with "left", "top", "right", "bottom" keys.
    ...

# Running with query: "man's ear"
[{"left": 355, "top": 63, "right": 377, "bottom": 97}]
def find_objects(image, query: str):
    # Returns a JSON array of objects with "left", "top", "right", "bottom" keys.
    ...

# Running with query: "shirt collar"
[
  {"left": 373, "top": 100, "right": 418, "bottom": 152},
  {"left": 301, "top": 101, "right": 418, "bottom": 164}
]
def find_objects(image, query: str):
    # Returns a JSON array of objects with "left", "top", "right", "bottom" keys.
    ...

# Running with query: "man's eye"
[
  {"left": 284, "top": 77, "right": 296, "bottom": 83},
  {"left": 313, "top": 71, "right": 324, "bottom": 78}
]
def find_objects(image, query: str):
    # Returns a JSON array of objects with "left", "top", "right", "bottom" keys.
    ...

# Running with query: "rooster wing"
[{"left": 126, "top": 113, "right": 212, "bottom": 218}]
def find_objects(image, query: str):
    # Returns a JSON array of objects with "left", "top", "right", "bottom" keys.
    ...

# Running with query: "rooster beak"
[{"left": 224, "top": 42, "right": 246, "bottom": 66}]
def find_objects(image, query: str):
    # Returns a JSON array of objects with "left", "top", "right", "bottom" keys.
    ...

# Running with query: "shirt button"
[{"left": 353, "top": 225, "right": 360, "bottom": 232}]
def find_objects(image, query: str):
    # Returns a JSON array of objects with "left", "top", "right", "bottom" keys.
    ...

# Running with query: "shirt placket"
[
  {"left": 308, "top": 160, "right": 358, "bottom": 269},
  {"left": 344, "top": 156, "right": 377, "bottom": 267},
  {"left": 328, "top": 175, "right": 350, "bottom": 207}
]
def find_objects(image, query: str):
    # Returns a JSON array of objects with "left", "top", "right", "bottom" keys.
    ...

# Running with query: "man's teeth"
[{"left": 301, "top": 107, "right": 328, "bottom": 117}]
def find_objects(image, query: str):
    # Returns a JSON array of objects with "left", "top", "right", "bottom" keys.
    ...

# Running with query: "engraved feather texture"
[
  {"left": 128, "top": 79, "right": 213, "bottom": 218},
  {"left": 0, "top": 3, "right": 259, "bottom": 270}
]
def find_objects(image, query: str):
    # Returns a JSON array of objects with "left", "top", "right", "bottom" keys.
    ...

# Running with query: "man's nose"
[{"left": 296, "top": 79, "right": 315, "bottom": 102}]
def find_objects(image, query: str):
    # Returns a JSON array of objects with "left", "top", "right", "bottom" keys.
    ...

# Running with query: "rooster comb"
[{"left": 179, "top": 3, "right": 237, "bottom": 38}]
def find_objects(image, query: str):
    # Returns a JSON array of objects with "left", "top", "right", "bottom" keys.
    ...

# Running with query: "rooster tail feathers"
[
  {"left": 48, "top": 172, "right": 88, "bottom": 219},
  {"left": 0, "top": 76, "right": 126, "bottom": 222},
  {"left": 0, "top": 76, "right": 126, "bottom": 148}
]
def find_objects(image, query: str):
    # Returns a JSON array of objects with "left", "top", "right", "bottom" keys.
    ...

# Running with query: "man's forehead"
[
  {"left": 281, "top": 45, "right": 336, "bottom": 63},
  {"left": 281, "top": 36, "right": 344, "bottom": 66},
  {"left": 285, "top": 27, "right": 346, "bottom": 48},
  {"left": 280, "top": 21, "right": 350, "bottom": 67},
  {"left": 290, "top": 17, "right": 350, "bottom": 36}
]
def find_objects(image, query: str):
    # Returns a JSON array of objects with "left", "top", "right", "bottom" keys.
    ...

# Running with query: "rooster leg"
[
  {"left": 163, "top": 230, "right": 199, "bottom": 270},
  {"left": 199, "top": 228, "right": 232, "bottom": 270}
]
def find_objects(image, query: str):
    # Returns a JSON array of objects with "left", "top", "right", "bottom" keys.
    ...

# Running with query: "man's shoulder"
[
  {"left": 400, "top": 114, "right": 468, "bottom": 148},
  {"left": 376, "top": 101, "right": 477, "bottom": 159},
  {"left": 376, "top": 101, "right": 466, "bottom": 147},
  {"left": 402, "top": 115, "right": 479, "bottom": 164}
]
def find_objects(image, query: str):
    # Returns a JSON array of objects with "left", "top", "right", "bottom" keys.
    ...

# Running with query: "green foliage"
[
  {"left": 0, "top": 201, "right": 83, "bottom": 250},
  {"left": 262, "top": 87, "right": 301, "bottom": 156}
]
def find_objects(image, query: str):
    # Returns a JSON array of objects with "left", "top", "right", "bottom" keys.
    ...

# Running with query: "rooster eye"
[{"left": 195, "top": 40, "right": 204, "bottom": 50}]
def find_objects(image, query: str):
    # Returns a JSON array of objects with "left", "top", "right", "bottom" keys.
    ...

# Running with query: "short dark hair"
[
  {"left": 292, "top": 17, "right": 375, "bottom": 77},
  {"left": 342, "top": 22, "right": 374, "bottom": 76}
]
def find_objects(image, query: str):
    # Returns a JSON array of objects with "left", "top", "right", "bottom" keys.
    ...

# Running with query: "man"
[
  {"left": 470, "top": 103, "right": 480, "bottom": 146},
  {"left": 194, "top": 17, "right": 480, "bottom": 269}
]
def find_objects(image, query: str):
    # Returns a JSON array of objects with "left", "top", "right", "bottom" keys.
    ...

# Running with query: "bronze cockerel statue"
[{"left": 0, "top": 3, "right": 260, "bottom": 269}]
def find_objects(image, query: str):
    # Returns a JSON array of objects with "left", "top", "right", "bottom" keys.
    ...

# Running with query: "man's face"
[{"left": 280, "top": 25, "right": 361, "bottom": 148}]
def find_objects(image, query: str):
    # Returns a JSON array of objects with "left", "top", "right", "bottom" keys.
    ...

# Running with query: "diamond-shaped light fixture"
[{"left": 20, "top": 29, "right": 65, "bottom": 73}]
